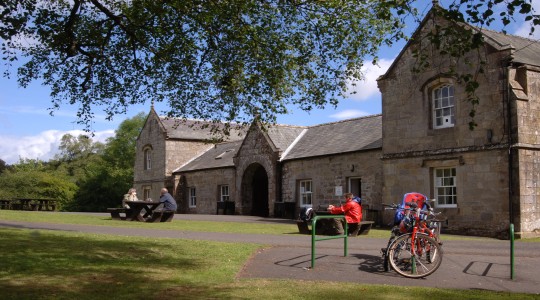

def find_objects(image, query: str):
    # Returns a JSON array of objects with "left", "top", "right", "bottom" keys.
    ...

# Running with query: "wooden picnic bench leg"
[{"left": 160, "top": 211, "right": 175, "bottom": 222}]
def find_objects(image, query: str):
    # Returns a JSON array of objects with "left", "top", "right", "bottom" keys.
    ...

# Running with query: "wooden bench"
[
  {"left": 147, "top": 210, "right": 175, "bottom": 223},
  {"left": 107, "top": 208, "right": 130, "bottom": 220},
  {"left": 357, "top": 221, "right": 375, "bottom": 235},
  {"left": 296, "top": 220, "right": 375, "bottom": 236}
]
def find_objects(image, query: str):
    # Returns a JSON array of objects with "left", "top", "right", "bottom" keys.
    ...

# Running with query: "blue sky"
[{"left": 0, "top": 1, "right": 538, "bottom": 164}]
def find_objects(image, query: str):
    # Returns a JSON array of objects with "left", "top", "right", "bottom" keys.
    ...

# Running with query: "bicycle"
[{"left": 381, "top": 201, "right": 444, "bottom": 278}]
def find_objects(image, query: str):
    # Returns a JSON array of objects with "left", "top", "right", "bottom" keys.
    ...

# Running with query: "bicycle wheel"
[
  {"left": 387, "top": 233, "right": 443, "bottom": 278},
  {"left": 381, "top": 226, "right": 400, "bottom": 272}
]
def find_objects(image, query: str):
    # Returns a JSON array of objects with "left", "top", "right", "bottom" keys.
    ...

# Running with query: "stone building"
[
  {"left": 377, "top": 6, "right": 540, "bottom": 238},
  {"left": 133, "top": 5, "right": 540, "bottom": 238},
  {"left": 134, "top": 109, "right": 383, "bottom": 220}
]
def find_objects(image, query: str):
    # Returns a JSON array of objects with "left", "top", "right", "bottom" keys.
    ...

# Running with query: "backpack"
[
  {"left": 352, "top": 196, "right": 362, "bottom": 205},
  {"left": 393, "top": 192, "right": 428, "bottom": 225}
]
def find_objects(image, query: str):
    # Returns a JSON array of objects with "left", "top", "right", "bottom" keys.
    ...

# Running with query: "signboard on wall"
[{"left": 335, "top": 186, "right": 343, "bottom": 196}]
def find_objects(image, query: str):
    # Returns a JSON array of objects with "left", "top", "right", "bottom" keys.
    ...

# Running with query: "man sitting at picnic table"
[
  {"left": 327, "top": 192, "right": 362, "bottom": 236},
  {"left": 146, "top": 188, "right": 178, "bottom": 221}
]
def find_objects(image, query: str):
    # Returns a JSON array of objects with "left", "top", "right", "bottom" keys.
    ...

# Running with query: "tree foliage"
[
  {"left": 102, "top": 112, "right": 146, "bottom": 169},
  {"left": 0, "top": 159, "right": 77, "bottom": 209},
  {"left": 2, "top": 0, "right": 412, "bottom": 132},
  {"left": 69, "top": 113, "right": 146, "bottom": 211},
  {"left": 1, "top": 1, "right": 538, "bottom": 133},
  {"left": 0, "top": 114, "right": 145, "bottom": 211}
]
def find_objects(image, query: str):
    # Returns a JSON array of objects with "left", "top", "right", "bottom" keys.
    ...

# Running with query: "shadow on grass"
[{"left": 0, "top": 228, "right": 255, "bottom": 300}]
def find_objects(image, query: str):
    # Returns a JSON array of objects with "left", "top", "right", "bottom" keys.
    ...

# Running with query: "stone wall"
[
  {"left": 514, "top": 66, "right": 540, "bottom": 237},
  {"left": 377, "top": 17, "right": 516, "bottom": 238},
  {"left": 281, "top": 150, "right": 383, "bottom": 221},
  {"left": 382, "top": 149, "right": 510, "bottom": 238},
  {"left": 133, "top": 111, "right": 212, "bottom": 201},
  {"left": 179, "top": 168, "right": 236, "bottom": 215},
  {"left": 234, "top": 125, "right": 280, "bottom": 216}
]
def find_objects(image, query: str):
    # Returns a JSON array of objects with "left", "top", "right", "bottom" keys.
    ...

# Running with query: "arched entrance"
[{"left": 241, "top": 163, "right": 269, "bottom": 217}]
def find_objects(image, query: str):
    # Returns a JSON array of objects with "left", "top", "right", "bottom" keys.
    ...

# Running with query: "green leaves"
[
  {"left": 1, "top": 1, "right": 538, "bottom": 134},
  {"left": 1, "top": 0, "right": 412, "bottom": 132}
]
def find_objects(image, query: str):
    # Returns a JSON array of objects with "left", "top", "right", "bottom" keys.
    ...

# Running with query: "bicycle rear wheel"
[{"left": 387, "top": 233, "right": 443, "bottom": 278}]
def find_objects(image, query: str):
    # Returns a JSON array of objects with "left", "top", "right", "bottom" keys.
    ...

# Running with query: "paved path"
[{"left": 0, "top": 214, "right": 539, "bottom": 295}]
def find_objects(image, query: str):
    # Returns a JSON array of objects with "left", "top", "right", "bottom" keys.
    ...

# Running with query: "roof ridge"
[
  {"left": 265, "top": 123, "right": 308, "bottom": 129},
  {"left": 476, "top": 26, "right": 540, "bottom": 45},
  {"left": 306, "top": 114, "right": 382, "bottom": 129}
]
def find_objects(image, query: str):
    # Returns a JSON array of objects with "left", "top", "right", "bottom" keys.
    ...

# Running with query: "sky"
[{"left": 0, "top": 1, "right": 538, "bottom": 164}]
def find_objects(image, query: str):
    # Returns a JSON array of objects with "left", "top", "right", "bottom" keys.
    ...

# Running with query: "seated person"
[
  {"left": 327, "top": 192, "right": 362, "bottom": 236},
  {"left": 159, "top": 188, "right": 177, "bottom": 212},
  {"left": 122, "top": 188, "right": 138, "bottom": 209},
  {"left": 146, "top": 188, "right": 178, "bottom": 222}
]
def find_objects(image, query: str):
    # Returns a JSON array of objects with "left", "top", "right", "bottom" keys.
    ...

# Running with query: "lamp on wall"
[{"left": 350, "top": 164, "right": 355, "bottom": 172}]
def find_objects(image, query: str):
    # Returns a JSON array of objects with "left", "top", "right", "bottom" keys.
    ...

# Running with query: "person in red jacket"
[{"left": 327, "top": 192, "right": 362, "bottom": 236}]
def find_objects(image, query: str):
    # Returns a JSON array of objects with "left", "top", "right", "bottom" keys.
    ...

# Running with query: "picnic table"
[
  {"left": 297, "top": 210, "right": 374, "bottom": 236},
  {"left": 0, "top": 199, "right": 11, "bottom": 209},
  {"left": 107, "top": 200, "right": 175, "bottom": 222},
  {"left": 11, "top": 198, "right": 57, "bottom": 211},
  {"left": 124, "top": 200, "right": 161, "bottom": 221}
]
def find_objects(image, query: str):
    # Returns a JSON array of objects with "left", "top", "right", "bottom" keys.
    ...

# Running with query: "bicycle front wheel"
[{"left": 387, "top": 233, "right": 443, "bottom": 278}]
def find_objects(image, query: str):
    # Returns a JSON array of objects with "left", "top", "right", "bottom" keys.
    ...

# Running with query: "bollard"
[{"left": 510, "top": 223, "right": 514, "bottom": 280}]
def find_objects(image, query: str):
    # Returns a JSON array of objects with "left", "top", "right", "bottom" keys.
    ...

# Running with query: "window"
[
  {"left": 433, "top": 85, "right": 455, "bottom": 129},
  {"left": 143, "top": 186, "right": 151, "bottom": 201},
  {"left": 220, "top": 185, "right": 230, "bottom": 202},
  {"left": 189, "top": 187, "right": 196, "bottom": 207},
  {"left": 434, "top": 167, "right": 457, "bottom": 207},
  {"left": 299, "top": 180, "right": 313, "bottom": 207},
  {"left": 144, "top": 148, "right": 152, "bottom": 170}
]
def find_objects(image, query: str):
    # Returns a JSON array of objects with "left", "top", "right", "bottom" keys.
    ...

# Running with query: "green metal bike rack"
[{"left": 310, "top": 215, "right": 348, "bottom": 268}]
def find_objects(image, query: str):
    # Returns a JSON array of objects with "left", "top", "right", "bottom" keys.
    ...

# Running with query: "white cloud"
[
  {"left": 345, "top": 58, "right": 394, "bottom": 101},
  {"left": 0, "top": 129, "right": 115, "bottom": 164},
  {"left": 329, "top": 109, "right": 371, "bottom": 120}
]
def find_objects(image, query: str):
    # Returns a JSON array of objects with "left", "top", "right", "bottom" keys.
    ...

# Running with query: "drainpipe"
[{"left": 505, "top": 62, "right": 515, "bottom": 232}]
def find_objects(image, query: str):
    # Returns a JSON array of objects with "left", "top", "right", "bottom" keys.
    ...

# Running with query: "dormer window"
[{"left": 433, "top": 84, "right": 455, "bottom": 129}]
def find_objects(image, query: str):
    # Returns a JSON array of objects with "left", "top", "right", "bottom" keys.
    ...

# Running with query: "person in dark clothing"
[
  {"left": 159, "top": 188, "right": 177, "bottom": 211},
  {"left": 145, "top": 188, "right": 177, "bottom": 222}
]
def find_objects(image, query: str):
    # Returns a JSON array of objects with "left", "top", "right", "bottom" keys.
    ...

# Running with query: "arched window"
[
  {"left": 432, "top": 84, "right": 455, "bottom": 129},
  {"left": 143, "top": 147, "right": 152, "bottom": 170}
]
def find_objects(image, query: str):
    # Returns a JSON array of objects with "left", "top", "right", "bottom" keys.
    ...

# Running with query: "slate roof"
[
  {"left": 159, "top": 117, "right": 246, "bottom": 141},
  {"left": 173, "top": 114, "right": 383, "bottom": 173},
  {"left": 479, "top": 29, "right": 540, "bottom": 67},
  {"left": 281, "top": 114, "right": 382, "bottom": 161},
  {"left": 264, "top": 125, "right": 307, "bottom": 151},
  {"left": 174, "top": 140, "right": 242, "bottom": 172}
]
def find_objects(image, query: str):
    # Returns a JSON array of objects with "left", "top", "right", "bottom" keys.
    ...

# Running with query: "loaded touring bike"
[{"left": 381, "top": 193, "right": 445, "bottom": 278}]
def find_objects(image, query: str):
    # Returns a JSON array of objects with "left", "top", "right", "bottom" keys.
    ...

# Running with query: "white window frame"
[
  {"left": 299, "top": 180, "right": 313, "bottom": 207},
  {"left": 189, "top": 187, "right": 196, "bottom": 208},
  {"left": 434, "top": 167, "right": 457, "bottom": 208},
  {"left": 220, "top": 185, "right": 230, "bottom": 202},
  {"left": 433, "top": 85, "right": 455, "bottom": 129},
  {"left": 143, "top": 186, "right": 151, "bottom": 201},
  {"left": 144, "top": 148, "right": 152, "bottom": 170}
]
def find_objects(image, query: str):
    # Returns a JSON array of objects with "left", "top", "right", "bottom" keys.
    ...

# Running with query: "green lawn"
[
  {"left": 0, "top": 210, "right": 512, "bottom": 241},
  {"left": 0, "top": 211, "right": 536, "bottom": 299}
]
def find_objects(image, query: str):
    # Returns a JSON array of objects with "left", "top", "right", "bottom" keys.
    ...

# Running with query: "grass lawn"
[
  {"left": 0, "top": 211, "right": 537, "bottom": 299},
  {"left": 0, "top": 210, "right": 514, "bottom": 241}
]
